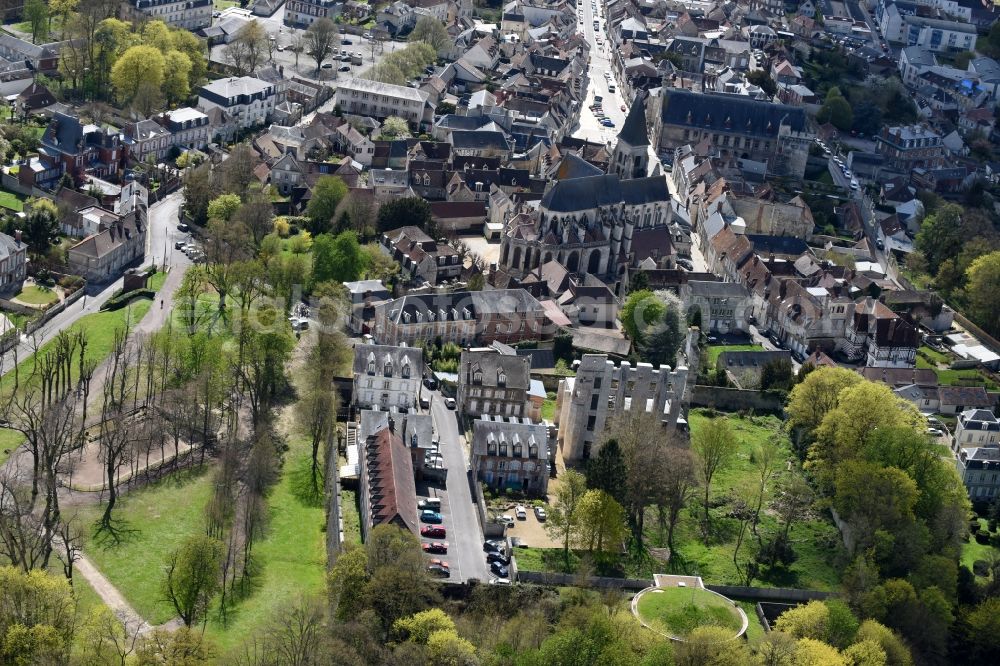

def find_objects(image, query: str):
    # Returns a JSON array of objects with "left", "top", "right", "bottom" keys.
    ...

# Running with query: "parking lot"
[{"left": 496, "top": 505, "right": 560, "bottom": 549}]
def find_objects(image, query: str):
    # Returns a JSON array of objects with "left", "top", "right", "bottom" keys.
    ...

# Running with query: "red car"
[
  {"left": 422, "top": 541, "right": 449, "bottom": 554},
  {"left": 429, "top": 558, "right": 450, "bottom": 569},
  {"left": 421, "top": 525, "right": 446, "bottom": 538}
]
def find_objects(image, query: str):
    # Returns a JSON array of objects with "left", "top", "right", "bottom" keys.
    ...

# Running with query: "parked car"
[
  {"left": 422, "top": 542, "right": 448, "bottom": 554},
  {"left": 427, "top": 563, "right": 450, "bottom": 578},
  {"left": 498, "top": 514, "right": 514, "bottom": 526},
  {"left": 534, "top": 506, "right": 547, "bottom": 521},
  {"left": 850, "top": 179, "right": 859, "bottom": 190},
  {"left": 363, "top": 32, "right": 372, "bottom": 39},
  {"left": 484, "top": 540, "right": 505, "bottom": 553},
  {"left": 423, "top": 377, "right": 438, "bottom": 390},
  {"left": 515, "top": 505, "right": 527, "bottom": 520},
  {"left": 487, "top": 551, "right": 509, "bottom": 565},
  {"left": 445, "top": 397, "right": 456, "bottom": 410},
  {"left": 321, "top": 63, "right": 333, "bottom": 69},
  {"left": 425, "top": 453, "right": 444, "bottom": 466},
  {"left": 339, "top": 66, "right": 351, "bottom": 72},
  {"left": 418, "top": 498, "right": 441, "bottom": 511},
  {"left": 421, "top": 525, "right": 446, "bottom": 538},
  {"left": 420, "top": 510, "right": 443, "bottom": 524},
  {"left": 174, "top": 241, "right": 185, "bottom": 250},
  {"left": 342, "top": 39, "right": 352, "bottom": 44},
  {"left": 419, "top": 397, "right": 430, "bottom": 409},
  {"left": 489, "top": 578, "right": 511, "bottom": 585},
  {"left": 491, "top": 562, "right": 509, "bottom": 577},
  {"left": 177, "top": 223, "right": 190, "bottom": 232}
]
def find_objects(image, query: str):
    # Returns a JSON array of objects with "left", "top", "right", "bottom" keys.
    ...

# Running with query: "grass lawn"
[
  {"left": 0, "top": 190, "right": 24, "bottom": 212},
  {"left": 635, "top": 587, "right": 743, "bottom": 638},
  {"left": 0, "top": 427, "right": 24, "bottom": 467},
  {"left": 962, "top": 519, "right": 1000, "bottom": 574},
  {"left": 918, "top": 345, "right": 950, "bottom": 365},
  {"left": 214, "top": 0, "right": 239, "bottom": 8},
  {"left": 0, "top": 298, "right": 153, "bottom": 463},
  {"left": 203, "top": 434, "right": 327, "bottom": 654},
  {"left": 148, "top": 271, "right": 167, "bottom": 292},
  {"left": 541, "top": 398, "right": 557, "bottom": 421},
  {"left": 15, "top": 284, "right": 59, "bottom": 306},
  {"left": 935, "top": 368, "right": 998, "bottom": 390},
  {"left": 341, "top": 486, "right": 362, "bottom": 546},
  {"left": 0, "top": 298, "right": 152, "bottom": 398},
  {"left": 74, "top": 465, "right": 215, "bottom": 625},
  {"left": 664, "top": 411, "right": 842, "bottom": 591},
  {"left": 516, "top": 413, "right": 841, "bottom": 590},
  {"left": 734, "top": 599, "right": 765, "bottom": 642},
  {"left": 706, "top": 344, "right": 764, "bottom": 366}
]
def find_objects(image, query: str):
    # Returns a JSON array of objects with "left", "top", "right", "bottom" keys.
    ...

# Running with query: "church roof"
[
  {"left": 540, "top": 174, "right": 669, "bottom": 213},
  {"left": 617, "top": 93, "right": 650, "bottom": 148}
]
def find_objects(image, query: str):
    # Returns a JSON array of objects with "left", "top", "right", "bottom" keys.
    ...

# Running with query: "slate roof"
[
  {"left": 450, "top": 130, "right": 511, "bottom": 151},
  {"left": 460, "top": 347, "right": 531, "bottom": 391},
  {"left": 555, "top": 152, "right": 604, "bottom": 179},
  {"left": 365, "top": 426, "right": 418, "bottom": 535},
  {"left": 660, "top": 89, "right": 807, "bottom": 137},
  {"left": 352, "top": 343, "right": 423, "bottom": 377},
  {"left": 938, "top": 386, "right": 992, "bottom": 408},
  {"left": 617, "top": 92, "right": 650, "bottom": 147},
  {"left": 540, "top": 174, "right": 669, "bottom": 212},
  {"left": 471, "top": 416, "right": 548, "bottom": 460}
]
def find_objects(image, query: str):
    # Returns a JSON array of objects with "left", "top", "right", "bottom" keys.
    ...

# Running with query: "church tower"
[{"left": 609, "top": 91, "right": 650, "bottom": 180}]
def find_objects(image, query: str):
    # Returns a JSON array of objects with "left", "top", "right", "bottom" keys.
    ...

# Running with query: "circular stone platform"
[{"left": 632, "top": 584, "right": 747, "bottom": 641}]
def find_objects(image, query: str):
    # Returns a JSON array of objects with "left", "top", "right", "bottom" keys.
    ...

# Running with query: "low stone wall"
[
  {"left": 691, "top": 385, "right": 785, "bottom": 412},
  {"left": 0, "top": 286, "right": 86, "bottom": 354},
  {"left": 705, "top": 584, "right": 831, "bottom": 602},
  {"left": 515, "top": 571, "right": 651, "bottom": 589}
]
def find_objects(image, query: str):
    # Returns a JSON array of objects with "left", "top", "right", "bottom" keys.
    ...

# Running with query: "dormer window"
[
  {"left": 473, "top": 367, "right": 483, "bottom": 384},
  {"left": 498, "top": 369, "right": 506, "bottom": 386},
  {"left": 499, "top": 441, "right": 508, "bottom": 457},
  {"left": 401, "top": 359, "right": 410, "bottom": 378},
  {"left": 367, "top": 352, "right": 376, "bottom": 375},
  {"left": 411, "top": 433, "right": 418, "bottom": 448},
  {"left": 383, "top": 361, "right": 393, "bottom": 377}
]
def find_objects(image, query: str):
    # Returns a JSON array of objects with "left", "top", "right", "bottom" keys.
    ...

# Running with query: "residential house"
[
  {"left": 843, "top": 298, "right": 919, "bottom": 368},
  {"left": 556, "top": 353, "right": 689, "bottom": 462},
  {"left": 352, "top": 343, "right": 424, "bottom": 412},
  {"left": 955, "top": 409, "right": 1000, "bottom": 449},
  {"left": 122, "top": 119, "right": 172, "bottom": 164},
  {"left": 956, "top": 446, "right": 1000, "bottom": 502},
  {"left": 334, "top": 78, "right": 435, "bottom": 127},
  {"left": 471, "top": 415, "right": 549, "bottom": 495},
  {"left": 381, "top": 226, "right": 462, "bottom": 285},
  {"left": 270, "top": 153, "right": 304, "bottom": 196},
  {"left": 372, "top": 289, "right": 548, "bottom": 347},
  {"left": 457, "top": 343, "right": 532, "bottom": 419},
  {"left": 198, "top": 76, "right": 282, "bottom": 131},
  {"left": 875, "top": 125, "right": 946, "bottom": 172},
  {"left": 283, "top": 0, "right": 341, "bottom": 27},
  {"left": 0, "top": 231, "right": 26, "bottom": 294},
  {"left": 680, "top": 280, "right": 752, "bottom": 334},
  {"left": 939, "top": 386, "right": 994, "bottom": 416},
  {"left": 36, "top": 112, "right": 123, "bottom": 188},
  {"left": 122, "top": 0, "right": 212, "bottom": 29},
  {"left": 153, "top": 107, "right": 211, "bottom": 153},
  {"left": 66, "top": 182, "right": 147, "bottom": 282}
]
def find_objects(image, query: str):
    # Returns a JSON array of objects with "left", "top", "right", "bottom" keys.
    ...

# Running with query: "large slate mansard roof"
[
  {"left": 660, "top": 89, "right": 807, "bottom": 137},
  {"left": 540, "top": 174, "right": 669, "bottom": 213}
]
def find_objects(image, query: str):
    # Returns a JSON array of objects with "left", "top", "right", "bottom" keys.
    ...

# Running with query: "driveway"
[{"left": 427, "top": 390, "right": 490, "bottom": 582}]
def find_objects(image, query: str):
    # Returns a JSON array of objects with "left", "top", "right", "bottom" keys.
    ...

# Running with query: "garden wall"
[
  {"left": 705, "top": 585, "right": 831, "bottom": 602},
  {"left": 691, "top": 385, "right": 785, "bottom": 412},
  {"left": 0, "top": 286, "right": 86, "bottom": 354}
]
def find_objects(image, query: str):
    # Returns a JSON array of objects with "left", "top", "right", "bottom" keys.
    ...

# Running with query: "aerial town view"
[{"left": 1, "top": 0, "right": 1000, "bottom": 662}]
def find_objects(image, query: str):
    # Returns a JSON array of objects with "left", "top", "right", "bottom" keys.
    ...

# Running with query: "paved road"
[
  {"left": 573, "top": 0, "right": 625, "bottom": 146},
  {"left": 428, "top": 391, "right": 490, "bottom": 582}
]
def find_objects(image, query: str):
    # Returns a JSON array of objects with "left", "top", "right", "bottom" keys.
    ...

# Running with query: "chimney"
[{"left": 14, "top": 229, "right": 21, "bottom": 245}]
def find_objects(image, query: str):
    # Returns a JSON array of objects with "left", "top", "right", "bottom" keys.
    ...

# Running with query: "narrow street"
[
  {"left": 573, "top": 1, "right": 626, "bottom": 146},
  {"left": 428, "top": 390, "right": 490, "bottom": 582}
]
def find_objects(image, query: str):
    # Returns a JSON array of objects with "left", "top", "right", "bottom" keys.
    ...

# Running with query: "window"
[
  {"left": 473, "top": 369, "right": 483, "bottom": 384},
  {"left": 383, "top": 362, "right": 392, "bottom": 376},
  {"left": 586, "top": 415, "right": 596, "bottom": 430},
  {"left": 498, "top": 369, "right": 506, "bottom": 386},
  {"left": 499, "top": 443, "right": 508, "bottom": 457},
  {"left": 590, "top": 394, "right": 599, "bottom": 410},
  {"left": 401, "top": 361, "right": 410, "bottom": 378}
]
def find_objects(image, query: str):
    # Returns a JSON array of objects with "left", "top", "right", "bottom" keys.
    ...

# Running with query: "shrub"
[
  {"left": 274, "top": 217, "right": 291, "bottom": 237},
  {"left": 973, "top": 560, "right": 989, "bottom": 576},
  {"left": 975, "top": 531, "right": 991, "bottom": 545}
]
